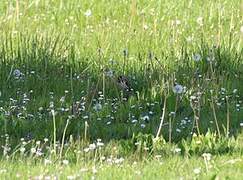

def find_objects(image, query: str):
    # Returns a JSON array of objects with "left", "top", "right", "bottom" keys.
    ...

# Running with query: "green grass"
[
  {"left": 0, "top": 132, "right": 243, "bottom": 179},
  {"left": 0, "top": 0, "right": 243, "bottom": 178},
  {"left": 1, "top": 154, "right": 243, "bottom": 179},
  {"left": 0, "top": 0, "right": 242, "bottom": 141}
]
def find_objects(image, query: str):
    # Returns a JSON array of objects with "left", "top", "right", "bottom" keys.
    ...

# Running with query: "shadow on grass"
[{"left": 0, "top": 35, "right": 242, "bottom": 146}]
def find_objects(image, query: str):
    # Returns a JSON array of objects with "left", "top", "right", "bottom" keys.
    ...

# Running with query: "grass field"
[
  {"left": 1, "top": 154, "right": 243, "bottom": 179},
  {"left": 0, "top": 0, "right": 243, "bottom": 179}
]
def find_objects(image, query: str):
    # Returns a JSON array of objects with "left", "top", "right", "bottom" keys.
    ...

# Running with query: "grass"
[
  {"left": 1, "top": 132, "right": 243, "bottom": 179},
  {"left": 0, "top": 0, "right": 242, "bottom": 141},
  {"left": 1, "top": 154, "right": 243, "bottom": 179},
  {"left": 0, "top": 0, "right": 243, "bottom": 179}
]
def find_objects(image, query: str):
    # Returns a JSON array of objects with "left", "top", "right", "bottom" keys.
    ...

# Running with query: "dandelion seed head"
[
  {"left": 105, "top": 69, "right": 114, "bottom": 77},
  {"left": 13, "top": 69, "right": 22, "bottom": 78},
  {"left": 193, "top": 54, "right": 201, "bottom": 62},
  {"left": 93, "top": 103, "right": 102, "bottom": 111},
  {"left": 141, "top": 124, "right": 146, "bottom": 128},
  {"left": 173, "top": 84, "right": 184, "bottom": 94}
]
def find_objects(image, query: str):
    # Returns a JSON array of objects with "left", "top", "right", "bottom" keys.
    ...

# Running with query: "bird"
[
  {"left": 117, "top": 75, "right": 134, "bottom": 101},
  {"left": 117, "top": 75, "right": 131, "bottom": 92},
  {"left": 104, "top": 68, "right": 134, "bottom": 101}
]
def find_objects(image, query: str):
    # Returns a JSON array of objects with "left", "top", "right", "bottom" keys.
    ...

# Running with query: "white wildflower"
[
  {"left": 44, "top": 159, "right": 52, "bottom": 165},
  {"left": 114, "top": 157, "right": 124, "bottom": 164},
  {"left": 84, "top": 148, "right": 89, "bottom": 153},
  {"left": 84, "top": 9, "right": 92, "bottom": 17},
  {"left": 155, "top": 155, "right": 162, "bottom": 159},
  {"left": 202, "top": 153, "right": 212, "bottom": 161},
  {"left": 193, "top": 167, "right": 201, "bottom": 174},
  {"left": 132, "top": 119, "right": 138, "bottom": 123},
  {"left": 83, "top": 115, "right": 89, "bottom": 119},
  {"left": 62, "top": 159, "right": 69, "bottom": 165},
  {"left": 97, "top": 142, "right": 104, "bottom": 147},
  {"left": 175, "top": 19, "right": 181, "bottom": 25},
  {"left": 141, "top": 115, "right": 150, "bottom": 122},
  {"left": 19, "top": 147, "right": 25, "bottom": 153},
  {"left": 190, "top": 96, "right": 197, "bottom": 100},
  {"left": 240, "top": 26, "right": 243, "bottom": 33},
  {"left": 60, "top": 96, "right": 65, "bottom": 103},
  {"left": 196, "top": 17, "right": 203, "bottom": 26},
  {"left": 143, "top": 24, "right": 149, "bottom": 30},
  {"left": 89, "top": 143, "right": 96, "bottom": 150},
  {"left": 30, "top": 148, "right": 36, "bottom": 154},
  {"left": 174, "top": 148, "right": 181, "bottom": 153},
  {"left": 233, "top": 89, "right": 238, "bottom": 94},
  {"left": 67, "top": 175, "right": 76, "bottom": 180},
  {"left": 92, "top": 167, "right": 98, "bottom": 174}
]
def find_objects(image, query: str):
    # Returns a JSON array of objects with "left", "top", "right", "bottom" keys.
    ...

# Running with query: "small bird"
[
  {"left": 117, "top": 75, "right": 133, "bottom": 101},
  {"left": 117, "top": 75, "right": 131, "bottom": 92}
]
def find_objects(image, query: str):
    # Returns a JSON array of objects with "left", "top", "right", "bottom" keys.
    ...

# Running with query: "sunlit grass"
[
  {"left": 1, "top": 153, "right": 243, "bottom": 179},
  {"left": 0, "top": 0, "right": 242, "bottom": 141},
  {"left": 0, "top": 0, "right": 242, "bottom": 178}
]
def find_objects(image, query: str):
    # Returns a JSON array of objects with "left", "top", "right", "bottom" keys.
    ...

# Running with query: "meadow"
[{"left": 0, "top": 0, "right": 243, "bottom": 179}]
